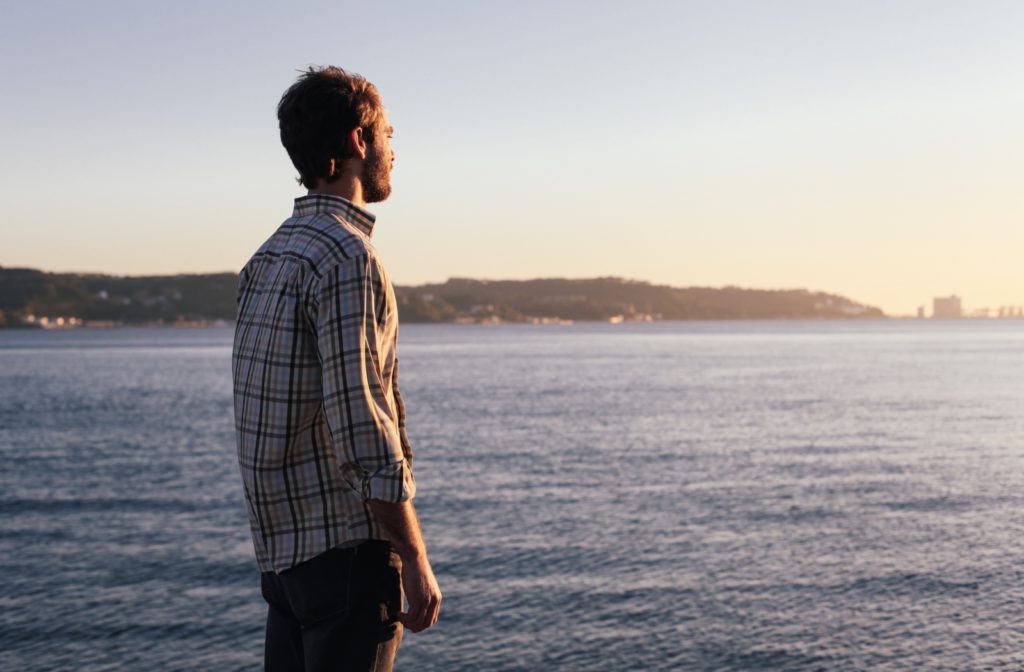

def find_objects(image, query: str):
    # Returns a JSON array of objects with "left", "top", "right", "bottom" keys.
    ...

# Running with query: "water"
[{"left": 1, "top": 320, "right": 1022, "bottom": 671}]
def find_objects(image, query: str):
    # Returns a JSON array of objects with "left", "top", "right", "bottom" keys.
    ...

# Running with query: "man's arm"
[
  {"left": 310, "top": 255, "right": 440, "bottom": 631},
  {"left": 311, "top": 255, "right": 415, "bottom": 502},
  {"left": 367, "top": 499, "right": 442, "bottom": 633}
]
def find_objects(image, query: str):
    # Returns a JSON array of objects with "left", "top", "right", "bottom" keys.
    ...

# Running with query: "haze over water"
[{"left": 1, "top": 320, "right": 1022, "bottom": 670}]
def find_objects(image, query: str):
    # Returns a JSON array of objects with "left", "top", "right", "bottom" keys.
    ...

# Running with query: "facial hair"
[{"left": 362, "top": 140, "right": 392, "bottom": 204}]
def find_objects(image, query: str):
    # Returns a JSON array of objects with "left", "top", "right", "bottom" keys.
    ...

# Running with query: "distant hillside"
[
  {"left": 0, "top": 267, "right": 236, "bottom": 326},
  {"left": 394, "top": 277, "right": 884, "bottom": 322},
  {"left": 0, "top": 266, "right": 885, "bottom": 327}
]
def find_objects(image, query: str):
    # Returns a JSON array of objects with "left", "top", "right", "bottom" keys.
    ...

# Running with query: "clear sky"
[{"left": 1, "top": 0, "right": 1021, "bottom": 316}]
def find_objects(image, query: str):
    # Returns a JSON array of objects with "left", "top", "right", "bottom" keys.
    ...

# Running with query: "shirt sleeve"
[
  {"left": 392, "top": 356, "right": 413, "bottom": 464},
  {"left": 309, "top": 254, "right": 415, "bottom": 503}
]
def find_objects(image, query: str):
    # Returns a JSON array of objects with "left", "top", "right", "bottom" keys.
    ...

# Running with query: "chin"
[{"left": 366, "top": 184, "right": 392, "bottom": 204}]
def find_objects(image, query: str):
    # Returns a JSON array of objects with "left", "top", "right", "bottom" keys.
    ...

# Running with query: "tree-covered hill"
[
  {"left": 0, "top": 267, "right": 236, "bottom": 326},
  {"left": 395, "top": 277, "right": 884, "bottom": 322},
  {"left": 0, "top": 266, "right": 885, "bottom": 327}
]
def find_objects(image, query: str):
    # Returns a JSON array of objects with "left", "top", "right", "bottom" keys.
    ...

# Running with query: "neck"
[{"left": 310, "top": 175, "right": 365, "bottom": 208}]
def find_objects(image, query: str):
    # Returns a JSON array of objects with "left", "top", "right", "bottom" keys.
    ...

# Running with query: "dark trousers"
[{"left": 261, "top": 540, "right": 403, "bottom": 672}]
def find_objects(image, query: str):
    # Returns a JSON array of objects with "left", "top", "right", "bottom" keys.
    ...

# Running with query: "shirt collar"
[{"left": 292, "top": 194, "right": 376, "bottom": 237}]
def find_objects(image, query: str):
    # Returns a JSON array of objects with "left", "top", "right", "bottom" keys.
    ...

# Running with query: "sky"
[{"left": 1, "top": 0, "right": 1021, "bottom": 317}]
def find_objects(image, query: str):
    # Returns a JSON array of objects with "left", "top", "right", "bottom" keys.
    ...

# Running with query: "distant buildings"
[
  {"left": 932, "top": 295, "right": 962, "bottom": 319},
  {"left": 921, "top": 295, "right": 1023, "bottom": 319},
  {"left": 21, "top": 314, "right": 84, "bottom": 328}
]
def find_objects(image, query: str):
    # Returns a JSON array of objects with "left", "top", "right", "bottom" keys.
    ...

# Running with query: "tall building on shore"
[{"left": 933, "top": 295, "right": 962, "bottom": 319}]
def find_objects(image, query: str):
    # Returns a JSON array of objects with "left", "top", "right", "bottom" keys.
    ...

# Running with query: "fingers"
[
  {"left": 399, "top": 590, "right": 441, "bottom": 633},
  {"left": 398, "top": 599, "right": 426, "bottom": 632},
  {"left": 397, "top": 590, "right": 426, "bottom": 632},
  {"left": 426, "top": 590, "right": 441, "bottom": 629},
  {"left": 398, "top": 557, "right": 442, "bottom": 633},
  {"left": 418, "top": 591, "right": 439, "bottom": 632}
]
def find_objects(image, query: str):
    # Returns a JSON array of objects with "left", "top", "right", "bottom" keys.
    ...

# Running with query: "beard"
[{"left": 362, "top": 142, "right": 392, "bottom": 204}]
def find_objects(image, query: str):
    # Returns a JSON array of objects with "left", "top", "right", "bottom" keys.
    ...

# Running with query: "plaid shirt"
[{"left": 232, "top": 194, "right": 415, "bottom": 573}]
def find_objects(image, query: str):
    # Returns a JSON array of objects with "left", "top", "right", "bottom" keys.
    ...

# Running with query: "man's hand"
[
  {"left": 399, "top": 555, "right": 442, "bottom": 633},
  {"left": 366, "top": 498, "right": 442, "bottom": 633}
]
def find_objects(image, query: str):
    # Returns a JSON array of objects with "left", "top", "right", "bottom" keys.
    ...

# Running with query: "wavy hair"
[{"left": 277, "top": 66, "right": 385, "bottom": 190}]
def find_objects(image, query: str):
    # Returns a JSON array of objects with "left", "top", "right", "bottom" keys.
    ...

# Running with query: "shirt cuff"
[{"left": 355, "top": 459, "right": 416, "bottom": 503}]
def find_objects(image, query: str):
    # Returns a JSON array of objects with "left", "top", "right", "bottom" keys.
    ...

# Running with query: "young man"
[{"left": 232, "top": 66, "right": 441, "bottom": 671}]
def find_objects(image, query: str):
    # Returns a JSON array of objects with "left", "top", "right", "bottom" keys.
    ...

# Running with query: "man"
[{"left": 232, "top": 66, "right": 441, "bottom": 671}]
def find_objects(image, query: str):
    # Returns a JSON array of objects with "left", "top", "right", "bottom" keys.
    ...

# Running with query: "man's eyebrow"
[{"left": 386, "top": 126, "right": 394, "bottom": 135}]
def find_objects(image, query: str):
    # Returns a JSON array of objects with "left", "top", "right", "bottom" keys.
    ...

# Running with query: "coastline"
[{"left": 5, "top": 315, "right": 1023, "bottom": 330}]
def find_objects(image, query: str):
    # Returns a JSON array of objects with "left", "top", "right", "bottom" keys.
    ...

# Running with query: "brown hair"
[{"left": 277, "top": 66, "right": 385, "bottom": 190}]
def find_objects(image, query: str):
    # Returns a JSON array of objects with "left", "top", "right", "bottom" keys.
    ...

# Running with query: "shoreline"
[{"left": 5, "top": 315, "right": 1024, "bottom": 330}]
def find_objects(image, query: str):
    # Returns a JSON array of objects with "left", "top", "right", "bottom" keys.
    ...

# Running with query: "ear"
[{"left": 348, "top": 127, "right": 368, "bottom": 160}]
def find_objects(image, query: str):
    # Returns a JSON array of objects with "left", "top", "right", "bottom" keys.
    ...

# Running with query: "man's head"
[{"left": 277, "top": 66, "right": 394, "bottom": 202}]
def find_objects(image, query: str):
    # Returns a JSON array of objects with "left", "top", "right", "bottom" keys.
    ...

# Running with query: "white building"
[{"left": 932, "top": 295, "right": 962, "bottom": 319}]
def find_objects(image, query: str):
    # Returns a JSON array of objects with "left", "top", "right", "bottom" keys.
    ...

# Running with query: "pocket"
[
  {"left": 278, "top": 546, "right": 357, "bottom": 626},
  {"left": 383, "top": 550, "right": 403, "bottom": 620}
]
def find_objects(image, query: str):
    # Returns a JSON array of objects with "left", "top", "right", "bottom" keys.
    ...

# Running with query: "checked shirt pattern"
[{"left": 232, "top": 194, "right": 415, "bottom": 573}]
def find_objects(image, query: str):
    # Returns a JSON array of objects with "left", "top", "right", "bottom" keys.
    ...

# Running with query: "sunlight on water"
[{"left": 1, "top": 321, "right": 1022, "bottom": 671}]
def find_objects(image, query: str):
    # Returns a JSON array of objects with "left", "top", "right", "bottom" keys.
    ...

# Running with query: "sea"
[{"left": 1, "top": 320, "right": 1022, "bottom": 671}]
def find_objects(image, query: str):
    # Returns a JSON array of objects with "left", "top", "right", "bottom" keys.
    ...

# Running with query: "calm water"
[{"left": 1, "top": 320, "right": 1023, "bottom": 671}]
